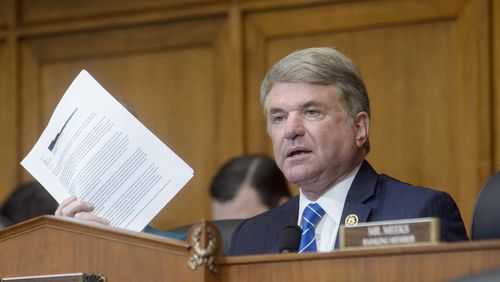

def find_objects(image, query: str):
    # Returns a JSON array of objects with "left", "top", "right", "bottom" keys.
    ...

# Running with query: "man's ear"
[{"left": 354, "top": 112, "right": 369, "bottom": 148}]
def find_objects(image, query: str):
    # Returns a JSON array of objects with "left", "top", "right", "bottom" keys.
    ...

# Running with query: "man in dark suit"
[{"left": 229, "top": 47, "right": 468, "bottom": 256}]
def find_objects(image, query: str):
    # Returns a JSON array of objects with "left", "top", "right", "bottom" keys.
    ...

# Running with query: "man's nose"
[{"left": 284, "top": 114, "right": 305, "bottom": 139}]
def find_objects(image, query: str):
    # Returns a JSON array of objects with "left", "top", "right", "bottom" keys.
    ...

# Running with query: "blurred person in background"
[
  {"left": 210, "top": 154, "right": 291, "bottom": 219},
  {"left": 0, "top": 181, "right": 58, "bottom": 228}
]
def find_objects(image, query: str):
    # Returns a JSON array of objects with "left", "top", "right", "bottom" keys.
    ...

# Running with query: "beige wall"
[{"left": 0, "top": 0, "right": 497, "bottom": 234}]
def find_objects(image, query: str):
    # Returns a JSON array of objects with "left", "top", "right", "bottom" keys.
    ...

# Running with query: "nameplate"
[{"left": 339, "top": 217, "right": 440, "bottom": 249}]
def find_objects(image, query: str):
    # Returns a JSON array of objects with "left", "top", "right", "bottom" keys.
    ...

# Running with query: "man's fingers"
[
  {"left": 55, "top": 195, "right": 77, "bottom": 216},
  {"left": 55, "top": 196, "right": 109, "bottom": 226},
  {"left": 55, "top": 197, "right": 94, "bottom": 217},
  {"left": 65, "top": 201, "right": 94, "bottom": 217},
  {"left": 74, "top": 212, "right": 110, "bottom": 225}
]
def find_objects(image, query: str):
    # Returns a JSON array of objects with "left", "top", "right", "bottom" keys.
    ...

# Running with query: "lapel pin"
[{"left": 345, "top": 214, "right": 359, "bottom": 226}]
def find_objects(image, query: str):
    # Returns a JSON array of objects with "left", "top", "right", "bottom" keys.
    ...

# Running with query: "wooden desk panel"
[
  {"left": 2, "top": 217, "right": 500, "bottom": 282},
  {"left": 221, "top": 241, "right": 500, "bottom": 282}
]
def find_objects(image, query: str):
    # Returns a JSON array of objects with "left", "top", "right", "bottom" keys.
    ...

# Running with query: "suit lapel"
[
  {"left": 281, "top": 196, "right": 300, "bottom": 225},
  {"left": 270, "top": 196, "right": 300, "bottom": 253},
  {"left": 335, "top": 160, "right": 378, "bottom": 248}
]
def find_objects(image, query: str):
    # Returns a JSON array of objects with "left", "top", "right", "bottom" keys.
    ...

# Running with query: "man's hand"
[{"left": 55, "top": 196, "right": 109, "bottom": 225}]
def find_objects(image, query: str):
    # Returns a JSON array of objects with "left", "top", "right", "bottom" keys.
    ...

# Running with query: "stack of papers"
[{"left": 21, "top": 70, "right": 194, "bottom": 232}]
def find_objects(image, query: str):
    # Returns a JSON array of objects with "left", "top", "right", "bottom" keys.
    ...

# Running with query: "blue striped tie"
[{"left": 299, "top": 203, "right": 325, "bottom": 253}]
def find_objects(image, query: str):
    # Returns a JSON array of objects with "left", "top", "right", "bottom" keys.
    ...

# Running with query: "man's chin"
[{"left": 284, "top": 170, "right": 315, "bottom": 186}]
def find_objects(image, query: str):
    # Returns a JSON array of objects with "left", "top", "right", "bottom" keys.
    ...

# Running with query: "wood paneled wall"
[{"left": 0, "top": 0, "right": 497, "bottom": 234}]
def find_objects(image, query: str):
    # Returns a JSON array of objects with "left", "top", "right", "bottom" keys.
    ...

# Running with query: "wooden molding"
[
  {"left": 494, "top": 0, "right": 500, "bottom": 169},
  {"left": 18, "top": 0, "right": 226, "bottom": 25},
  {"left": 0, "top": 1, "right": 7, "bottom": 30}
]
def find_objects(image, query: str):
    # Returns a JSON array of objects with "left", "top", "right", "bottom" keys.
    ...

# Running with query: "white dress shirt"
[{"left": 297, "top": 163, "right": 361, "bottom": 252}]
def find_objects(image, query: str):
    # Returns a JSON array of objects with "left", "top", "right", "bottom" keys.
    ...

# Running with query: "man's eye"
[
  {"left": 271, "top": 114, "right": 285, "bottom": 123},
  {"left": 305, "top": 109, "right": 320, "bottom": 116}
]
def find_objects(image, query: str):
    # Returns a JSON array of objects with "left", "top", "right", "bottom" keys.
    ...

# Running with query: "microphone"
[{"left": 278, "top": 225, "right": 302, "bottom": 253}]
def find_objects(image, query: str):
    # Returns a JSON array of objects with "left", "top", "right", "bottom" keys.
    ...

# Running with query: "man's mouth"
[{"left": 286, "top": 148, "right": 311, "bottom": 158}]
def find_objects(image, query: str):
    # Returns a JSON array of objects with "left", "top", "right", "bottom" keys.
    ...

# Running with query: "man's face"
[{"left": 265, "top": 82, "right": 368, "bottom": 199}]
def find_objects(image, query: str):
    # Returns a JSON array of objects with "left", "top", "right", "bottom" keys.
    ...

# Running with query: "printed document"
[{"left": 21, "top": 70, "right": 194, "bottom": 232}]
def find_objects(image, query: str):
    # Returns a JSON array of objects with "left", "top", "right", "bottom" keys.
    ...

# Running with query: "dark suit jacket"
[{"left": 228, "top": 161, "right": 468, "bottom": 256}]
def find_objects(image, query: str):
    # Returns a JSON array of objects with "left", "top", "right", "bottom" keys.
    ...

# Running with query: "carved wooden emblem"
[{"left": 188, "top": 225, "right": 218, "bottom": 274}]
